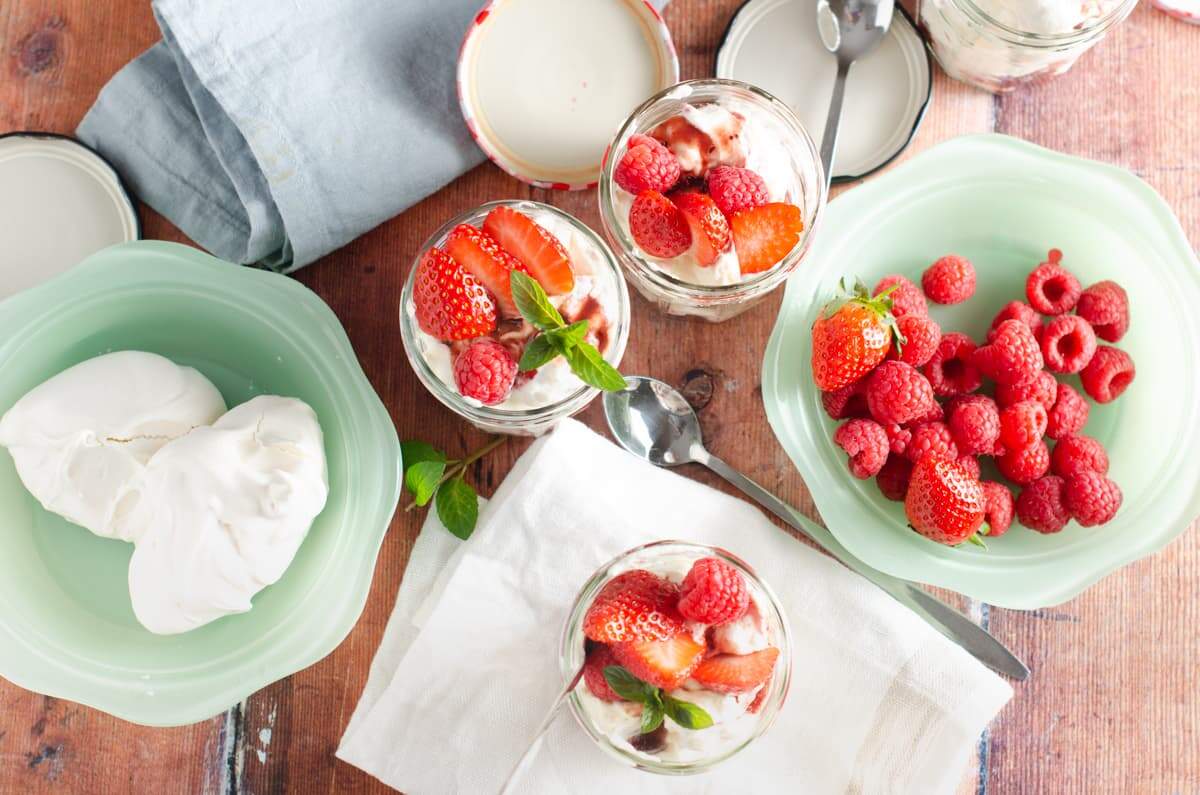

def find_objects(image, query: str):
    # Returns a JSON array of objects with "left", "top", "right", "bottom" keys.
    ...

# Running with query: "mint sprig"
[
  {"left": 401, "top": 437, "right": 506, "bottom": 539},
  {"left": 510, "top": 271, "right": 626, "bottom": 392},
  {"left": 602, "top": 666, "right": 714, "bottom": 733}
]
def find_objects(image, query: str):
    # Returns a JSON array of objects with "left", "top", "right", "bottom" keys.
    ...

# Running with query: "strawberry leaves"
[{"left": 601, "top": 665, "right": 714, "bottom": 733}]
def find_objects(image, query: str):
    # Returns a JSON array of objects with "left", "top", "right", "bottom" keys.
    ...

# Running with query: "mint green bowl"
[
  {"left": 763, "top": 134, "right": 1200, "bottom": 609},
  {"left": 0, "top": 241, "right": 401, "bottom": 725}
]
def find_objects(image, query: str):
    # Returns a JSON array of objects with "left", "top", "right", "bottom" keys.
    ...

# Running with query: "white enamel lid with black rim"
[
  {"left": 716, "top": 0, "right": 932, "bottom": 184},
  {"left": 0, "top": 133, "right": 139, "bottom": 300},
  {"left": 458, "top": 0, "right": 680, "bottom": 190}
]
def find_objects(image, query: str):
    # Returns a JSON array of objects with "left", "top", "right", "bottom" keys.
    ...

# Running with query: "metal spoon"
[
  {"left": 816, "top": 0, "right": 894, "bottom": 187},
  {"left": 603, "top": 376, "right": 1029, "bottom": 681},
  {"left": 497, "top": 662, "right": 585, "bottom": 795}
]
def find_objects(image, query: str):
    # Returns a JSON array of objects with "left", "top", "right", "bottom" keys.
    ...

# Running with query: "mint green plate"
[
  {"left": 0, "top": 241, "right": 401, "bottom": 725},
  {"left": 763, "top": 134, "right": 1200, "bottom": 609}
]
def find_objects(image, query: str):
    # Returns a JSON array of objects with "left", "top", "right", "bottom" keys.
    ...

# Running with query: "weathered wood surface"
[{"left": 0, "top": 1, "right": 1197, "bottom": 792}]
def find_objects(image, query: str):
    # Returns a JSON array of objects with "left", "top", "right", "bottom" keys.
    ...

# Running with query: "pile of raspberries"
[{"left": 827, "top": 250, "right": 1133, "bottom": 537}]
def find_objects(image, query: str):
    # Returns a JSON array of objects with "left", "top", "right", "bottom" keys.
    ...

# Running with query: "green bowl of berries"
[{"left": 762, "top": 134, "right": 1200, "bottom": 609}]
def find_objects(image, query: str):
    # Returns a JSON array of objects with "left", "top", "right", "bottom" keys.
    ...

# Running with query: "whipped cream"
[
  {"left": 0, "top": 351, "right": 226, "bottom": 540},
  {"left": 614, "top": 99, "right": 801, "bottom": 287},
  {"left": 411, "top": 210, "right": 620, "bottom": 412},
  {"left": 576, "top": 553, "right": 778, "bottom": 765},
  {"left": 121, "top": 396, "right": 328, "bottom": 635}
]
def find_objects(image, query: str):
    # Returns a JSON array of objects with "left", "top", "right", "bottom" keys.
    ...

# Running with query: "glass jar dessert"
[
  {"left": 917, "top": 0, "right": 1138, "bottom": 93},
  {"left": 560, "top": 541, "right": 791, "bottom": 774},
  {"left": 598, "top": 79, "right": 825, "bottom": 323},
  {"left": 399, "top": 200, "right": 630, "bottom": 436}
]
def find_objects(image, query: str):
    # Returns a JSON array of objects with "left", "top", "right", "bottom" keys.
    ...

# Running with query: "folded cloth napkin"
[
  {"left": 77, "top": 0, "right": 669, "bottom": 272},
  {"left": 337, "top": 420, "right": 1012, "bottom": 794}
]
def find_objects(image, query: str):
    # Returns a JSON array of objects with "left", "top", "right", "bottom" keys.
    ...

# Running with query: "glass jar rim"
[
  {"left": 598, "top": 78, "right": 826, "bottom": 304},
  {"left": 399, "top": 199, "right": 631, "bottom": 426},
  {"left": 949, "top": 0, "right": 1139, "bottom": 45}
]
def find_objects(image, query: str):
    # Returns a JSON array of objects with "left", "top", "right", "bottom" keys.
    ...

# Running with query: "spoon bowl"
[{"left": 602, "top": 376, "right": 701, "bottom": 467}]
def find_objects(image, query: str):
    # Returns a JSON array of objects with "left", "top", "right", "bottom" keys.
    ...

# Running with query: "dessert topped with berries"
[
  {"left": 405, "top": 204, "right": 626, "bottom": 414},
  {"left": 609, "top": 99, "right": 807, "bottom": 287},
  {"left": 574, "top": 552, "right": 784, "bottom": 765}
]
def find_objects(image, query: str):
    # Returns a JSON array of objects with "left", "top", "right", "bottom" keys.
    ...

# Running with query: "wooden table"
[{"left": 2, "top": 1, "right": 1197, "bottom": 792}]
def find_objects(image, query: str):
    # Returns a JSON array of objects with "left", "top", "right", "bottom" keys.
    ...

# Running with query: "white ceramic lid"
[
  {"left": 716, "top": 0, "right": 931, "bottom": 183},
  {"left": 1152, "top": 0, "right": 1200, "bottom": 23},
  {"left": 458, "top": 0, "right": 679, "bottom": 190},
  {"left": 0, "top": 133, "right": 139, "bottom": 300}
]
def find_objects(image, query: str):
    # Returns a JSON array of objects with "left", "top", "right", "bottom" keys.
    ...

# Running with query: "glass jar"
[
  {"left": 918, "top": 0, "right": 1139, "bottom": 93},
  {"left": 559, "top": 541, "right": 792, "bottom": 775},
  {"left": 399, "top": 200, "right": 630, "bottom": 436},
  {"left": 598, "top": 79, "right": 825, "bottom": 323}
]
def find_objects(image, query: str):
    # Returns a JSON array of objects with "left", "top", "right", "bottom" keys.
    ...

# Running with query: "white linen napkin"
[{"left": 338, "top": 419, "right": 1012, "bottom": 794}]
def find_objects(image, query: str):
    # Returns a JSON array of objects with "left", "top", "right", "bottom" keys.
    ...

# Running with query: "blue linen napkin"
[{"left": 77, "top": 0, "right": 669, "bottom": 272}]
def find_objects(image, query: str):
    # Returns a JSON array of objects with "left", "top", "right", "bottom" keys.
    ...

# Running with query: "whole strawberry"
[
  {"left": 811, "top": 280, "right": 901, "bottom": 392},
  {"left": 583, "top": 570, "right": 684, "bottom": 644},
  {"left": 904, "top": 457, "right": 986, "bottom": 546}
]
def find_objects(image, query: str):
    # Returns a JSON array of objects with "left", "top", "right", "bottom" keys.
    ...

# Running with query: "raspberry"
[
  {"left": 987, "top": 301, "right": 1042, "bottom": 343},
  {"left": 913, "top": 401, "right": 945, "bottom": 424},
  {"left": 452, "top": 339, "right": 518, "bottom": 405},
  {"left": 834, "top": 419, "right": 889, "bottom": 478},
  {"left": 884, "top": 422, "right": 912, "bottom": 456},
  {"left": 1017, "top": 476, "right": 1070, "bottom": 534},
  {"left": 1041, "top": 314, "right": 1097, "bottom": 373},
  {"left": 957, "top": 454, "right": 981, "bottom": 480},
  {"left": 707, "top": 165, "right": 768, "bottom": 217},
  {"left": 981, "top": 481, "right": 1014, "bottom": 537},
  {"left": 996, "top": 370, "right": 1057, "bottom": 411},
  {"left": 1025, "top": 250, "right": 1081, "bottom": 315},
  {"left": 678, "top": 558, "right": 750, "bottom": 625},
  {"left": 998, "top": 440, "right": 1050, "bottom": 486},
  {"left": 874, "top": 274, "right": 928, "bottom": 318},
  {"left": 821, "top": 380, "right": 868, "bottom": 420},
  {"left": 865, "top": 361, "right": 937, "bottom": 425},
  {"left": 1064, "top": 471, "right": 1123, "bottom": 526},
  {"left": 1076, "top": 280, "right": 1130, "bottom": 342},
  {"left": 971, "top": 320, "right": 1044, "bottom": 386},
  {"left": 905, "top": 421, "right": 959, "bottom": 464},
  {"left": 999, "top": 400, "right": 1048, "bottom": 451},
  {"left": 922, "top": 255, "right": 976, "bottom": 304},
  {"left": 1080, "top": 346, "right": 1135, "bottom": 403},
  {"left": 583, "top": 644, "right": 625, "bottom": 702},
  {"left": 891, "top": 314, "right": 941, "bottom": 367},
  {"left": 1045, "top": 382, "right": 1089, "bottom": 440},
  {"left": 1051, "top": 435, "right": 1109, "bottom": 479},
  {"left": 922, "top": 332, "right": 982, "bottom": 397},
  {"left": 947, "top": 394, "right": 1000, "bottom": 456},
  {"left": 614, "top": 134, "right": 681, "bottom": 195},
  {"left": 876, "top": 455, "right": 913, "bottom": 501}
]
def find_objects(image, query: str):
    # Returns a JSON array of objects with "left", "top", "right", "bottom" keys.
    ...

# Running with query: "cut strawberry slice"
[
  {"left": 690, "top": 647, "right": 779, "bottom": 693},
  {"left": 669, "top": 191, "right": 731, "bottom": 266},
  {"left": 612, "top": 632, "right": 707, "bottom": 691},
  {"left": 582, "top": 570, "right": 684, "bottom": 644},
  {"left": 444, "top": 224, "right": 529, "bottom": 318},
  {"left": 483, "top": 206, "right": 575, "bottom": 296},
  {"left": 629, "top": 190, "right": 691, "bottom": 259},
  {"left": 412, "top": 247, "right": 497, "bottom": 342},
  {"left": 729, "top": 203, "right": 804, "bottom": 275}
]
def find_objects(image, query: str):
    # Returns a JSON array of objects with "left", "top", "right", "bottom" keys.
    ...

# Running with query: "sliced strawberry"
[
  {"left": 482, "top": 206, "right": 575, "bottom": 295},
  {"left": 412, "top": 248, "right": 497, "bottom": 341},
  {"left": 729, "top": 203, "right": 804, "bottom": 274},
  {"left": 746, "top": 674, "right": 771, "bottom": 714},
  {"left": 612, "top": 632, "right": 707, "bottom": 691},
  {"left": 669, "top": 191, "right": 731, "bottom": 266},
  {"left": 582, "top": 570, "right": 684, "bottom": 644},
  {"left": 443, "top": 224, "right": 529, "bottom": 318},
  {"left": 629, "top": 190, "right": 691, "bottom": 259},
  {"left": 690, "top": 647, "right": 779, "bottom": 693}
]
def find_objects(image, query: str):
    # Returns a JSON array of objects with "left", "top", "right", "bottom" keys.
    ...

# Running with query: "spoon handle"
[
  {"left": 819, "top": 59, "right": 852, "bottom": 189},
  {"left": 692, "top": 449, "right": 1029, "bottom": 681},
  {"left": 497, "top": 662, "right": 585, "bottom": 795}
]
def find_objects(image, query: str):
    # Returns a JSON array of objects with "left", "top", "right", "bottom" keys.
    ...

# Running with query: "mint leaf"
[
  {"left": 405, "top": 460, "right": 446, "bottom": 507},
  {"left": 510, "top": 271, "right": 565, "bottom": 331},
  {"left": 401, "top": 441, "right": 445, "bottom": 473},
  {"left": 435, "top": 477, "right": 478, "bottom": 540},
  {"left": 518, "top": 334, "right": 560, "bottom": 372},
  {"left": 564, "top": 341, "right": 627, "bottom": 392},
  {"left": 662, "top": 695, "right": 714, "bottom": 730},
  {"left": 547, "top": 320, "right": 590, "bottom": 353},
  {"left": 639, "top": 701, "right": 664, "bottom": 735},
  {"left": 603, "top": 666, "right": 655, "bottom": 703}
]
